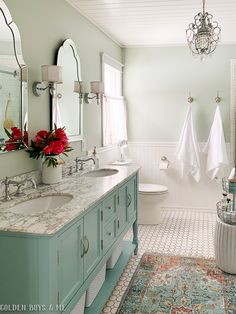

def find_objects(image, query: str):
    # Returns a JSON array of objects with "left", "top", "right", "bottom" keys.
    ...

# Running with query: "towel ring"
[
  {"left": 187, "top": 92, "right": 194, "bottom": 103},
  {"left": 215, "top": 91, "right": 221, "bottom": 103}
]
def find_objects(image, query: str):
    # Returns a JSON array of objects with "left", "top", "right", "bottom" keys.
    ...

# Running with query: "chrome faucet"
[
  {"left": 2, "top": 177, "right": 20, "bottom": 201},
  {"left": 74, "top": 157, "right": 95, "bottom": 172},
  {"left": 15, "top": 178, "right": 37, "bottom": 196},
  {"left": 2, "top": 177, "right": 37, "bottom": 201}
]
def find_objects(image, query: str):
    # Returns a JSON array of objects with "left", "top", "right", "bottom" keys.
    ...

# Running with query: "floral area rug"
[{"left": 117, "top": 253, "right": 236, "bottom": 314}]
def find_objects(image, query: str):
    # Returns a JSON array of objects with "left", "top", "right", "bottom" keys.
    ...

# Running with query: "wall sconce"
[
  {"left": 74, "top": 81, "right": 83, "bottom": 104},
  {"left": 32, "top": 65, "right": 62, "bottom": 97},
  {"left": 84, "top": 81, "right": 104, "bottom": 105}
]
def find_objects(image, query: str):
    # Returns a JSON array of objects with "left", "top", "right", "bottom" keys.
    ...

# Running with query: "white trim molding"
[{"left": 231, "top": 59, "right": 236, "bottom": 165}]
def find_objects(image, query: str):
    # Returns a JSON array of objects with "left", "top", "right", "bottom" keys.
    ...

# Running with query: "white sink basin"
[
  {"left": 10, "top": 194, "right": 73, "bottom": 215},
  {"left": 84, "top": 168, "right": 119, "bottom": 177}
]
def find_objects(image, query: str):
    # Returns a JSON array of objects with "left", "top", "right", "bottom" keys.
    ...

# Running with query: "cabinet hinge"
[
  {"left": 101, "top": 210, "right": 103, "bottom": 221},
  {"left": 117, "top": 196, "right": 120, "bottom": 205},
  {"left": 57, "top": 251, "right": 59, "bottom": 265},
  {"left": 101, "top": 239, "right": 103, "bottom": 250}
]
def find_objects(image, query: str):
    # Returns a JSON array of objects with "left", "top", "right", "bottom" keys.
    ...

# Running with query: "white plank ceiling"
[{"left": 65, "top": 0, "right": 236, "bottom": 47}]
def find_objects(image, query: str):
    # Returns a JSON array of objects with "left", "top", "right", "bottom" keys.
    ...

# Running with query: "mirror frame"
[
  {"left": 51, "top": 39, "right": 83, "bottom": 142},
  {"left": 0, "top": 0, "right": 28, "bottom": 153}
]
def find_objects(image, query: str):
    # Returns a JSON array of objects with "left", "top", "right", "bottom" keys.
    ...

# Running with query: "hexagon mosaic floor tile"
[{"left": 101, "top": 208, "right": 216, "bottom": 314}]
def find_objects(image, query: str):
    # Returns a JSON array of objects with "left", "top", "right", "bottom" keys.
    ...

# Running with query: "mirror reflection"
[
  {"left": 52, "top": 39, "right": 83, "bottom": 142},
  {"left": 0, "top": 0, "right": 28, "bottom": 153}
]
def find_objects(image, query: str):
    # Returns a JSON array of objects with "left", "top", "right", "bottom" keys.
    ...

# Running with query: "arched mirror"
[
  {"left": 51, "top": 39, "right": 83, "bottom": 142},
  {"left": 0, "top": 0, "right": 28, "bottom": 153}
]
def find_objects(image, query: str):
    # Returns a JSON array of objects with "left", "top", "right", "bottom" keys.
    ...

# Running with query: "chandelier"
[{"left": 186, "top": 0, "right": 221, "bottom": 58}]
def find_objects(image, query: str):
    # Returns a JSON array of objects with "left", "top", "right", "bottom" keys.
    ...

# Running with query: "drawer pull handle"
[
  {"left": 81, "top": 239, "right": 85, "bottom": 258},
  {"left": 84, "top": 236, "right": 89, "bottom": 254},
  {"left": 117, "top": 220, "right": 120, "bottom": 229},
  {"left": 127, "top": 193, "right": 132, "bottom": 208}
]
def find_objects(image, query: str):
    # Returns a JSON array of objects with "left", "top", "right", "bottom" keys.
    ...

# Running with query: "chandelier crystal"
[{"left": 186, "top": 0, "right": 221, "bottom": 58}]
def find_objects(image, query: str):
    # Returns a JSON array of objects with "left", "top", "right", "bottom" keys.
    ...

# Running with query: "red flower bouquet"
[
  {"left": 4, "top": 126, "right": 28, "bottom": 151},
  {"left": 26, "top": 126, "right": 73, "bottom": 167}
]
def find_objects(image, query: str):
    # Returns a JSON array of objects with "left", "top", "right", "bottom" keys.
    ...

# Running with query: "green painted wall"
[
  {"left": 124, "top": 45, "right": 236, "bottom": 142},
  {"left": 0, "top": 0, "right": 122, "bottom": 179}
]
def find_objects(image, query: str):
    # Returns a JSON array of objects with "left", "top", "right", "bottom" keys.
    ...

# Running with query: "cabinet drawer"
[
  {"left": 103, "top": 192, "right": 116, "bottom": 224},
  {"left": 103, "top": 218, "right": 117, "bottom": 254}
]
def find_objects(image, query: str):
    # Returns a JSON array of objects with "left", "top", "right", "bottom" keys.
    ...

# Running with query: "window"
[{"left": 101, "top": 53, "right": 127, "bottom": 146}]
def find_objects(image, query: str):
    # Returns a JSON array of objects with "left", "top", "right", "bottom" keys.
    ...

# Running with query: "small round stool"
[{"left": 214, "top": 217, "right": 236, "bottom": 274}]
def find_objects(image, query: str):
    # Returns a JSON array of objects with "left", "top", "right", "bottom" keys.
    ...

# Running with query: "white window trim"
[
  {"left": 101, "top": 52, "right": 125, "bottom": 147},
  {"left": 100, "top": 52, "right": 124, "bottom": 73}
]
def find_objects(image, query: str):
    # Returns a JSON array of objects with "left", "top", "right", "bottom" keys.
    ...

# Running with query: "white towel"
[
  {"left": 175, "top": 106, "right": 201, "bottom": 182},
  {"left": 203, "top": 106, "right": 229, "bottom": 180}
]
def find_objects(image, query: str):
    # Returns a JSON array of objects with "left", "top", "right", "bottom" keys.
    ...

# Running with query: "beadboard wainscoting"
[
  {"left": 97, "top": 144, "right": 121, "bottom": 165},
  {"left": 128, "top": 142, "right": 231, "bottom": 210}
]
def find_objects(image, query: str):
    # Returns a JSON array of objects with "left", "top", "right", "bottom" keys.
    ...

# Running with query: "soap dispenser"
[{"left": 92, "top": 146, "right": 99, "bottom": 169}]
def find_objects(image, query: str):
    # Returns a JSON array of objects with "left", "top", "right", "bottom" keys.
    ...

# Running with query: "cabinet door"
[
  {"left": 58, "top": 219, "right": 84, "bottom": 306},
  {"left": 117, "top": 182, "right": 128, "bottom": 236},
  {"left": 83, "top": 204, "right": 102, "bottom": 278},
  {"left": 127, "top": 176, "right": 137, "bottom": 222}
]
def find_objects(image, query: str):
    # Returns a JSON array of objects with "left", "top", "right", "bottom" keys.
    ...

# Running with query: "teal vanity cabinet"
[
  {"left": 117, "top": 175, "right": 137, "bottom": 235},
  {"left": 83, "top": 203, "right": 102, "bottom": 278},
  {"left": 127, "top": 175, "right": 137, "bottom": 222},
  {"left": 58, "top": 203, "right": 102, "bottom": 308},
  {"left": 57, "top": 219, "right": 84, "bottom": 307},
  {"left": 0, "top": 172, "right": 138, "bottom": 314},
  {"left": 102, "top": 191, "right": 117, "bottom": 254}
]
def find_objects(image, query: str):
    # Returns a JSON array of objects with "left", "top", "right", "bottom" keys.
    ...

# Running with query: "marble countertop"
[{"left": 0, "top": 165, "right": 139, "bottom": 236}]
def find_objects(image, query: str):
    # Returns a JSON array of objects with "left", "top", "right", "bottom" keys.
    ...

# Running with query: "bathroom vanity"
[{"left": 0, "top": 166, "right": 139, "bottom": 314}]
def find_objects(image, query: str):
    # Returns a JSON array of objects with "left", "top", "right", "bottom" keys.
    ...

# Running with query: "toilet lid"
[{"left": 139, "top": 183, "right": 168, "bottom": 194}]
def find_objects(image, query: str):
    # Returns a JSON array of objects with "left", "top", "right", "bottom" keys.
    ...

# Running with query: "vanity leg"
[{"left": 132, "top": 219, "right": 138, "bottom": 255}]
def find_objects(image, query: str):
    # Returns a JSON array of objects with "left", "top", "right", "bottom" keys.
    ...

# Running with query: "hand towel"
[
  {"left": 175, "top": 106, "right": 201, "bottom": 182},
  {"left": 203, "top": 105, "right": 229, "bottom": 180}
]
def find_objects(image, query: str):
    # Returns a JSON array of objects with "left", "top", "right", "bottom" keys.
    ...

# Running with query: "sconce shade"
[
  {"left": 74, "top": 81, "right": 82, "bottom": 93},
  {"left": 90, "top": 81, "right": 104, "bottom": 94},
  {"left": 41, "top": 65, "right": 62, "bottom": 83}
]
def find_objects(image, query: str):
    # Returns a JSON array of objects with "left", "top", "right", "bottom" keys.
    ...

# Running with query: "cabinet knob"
[
  {"left": 107, "top": 206, "right": 112, "bottom": 210},
  {"left": 107, "top": 232, "right": 112, "bottom": 236}
]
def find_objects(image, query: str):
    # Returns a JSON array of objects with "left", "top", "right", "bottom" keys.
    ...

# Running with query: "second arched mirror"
[{"left": 51, "top": 39, "right": 83, "bottom": 142}]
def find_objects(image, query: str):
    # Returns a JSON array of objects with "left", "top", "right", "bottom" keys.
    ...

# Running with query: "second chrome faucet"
[{"left": 74, "top": 157, "right": 96, "bottom": 172}]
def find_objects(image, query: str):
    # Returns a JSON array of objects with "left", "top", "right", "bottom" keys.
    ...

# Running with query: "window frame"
[{"left": 101, "top": 52, "right": 125, "bottom": 147}]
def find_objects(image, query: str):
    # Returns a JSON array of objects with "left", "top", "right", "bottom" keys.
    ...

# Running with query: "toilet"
[{"left": 138, "top": 183, "right": 168, "bottom": 224}]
